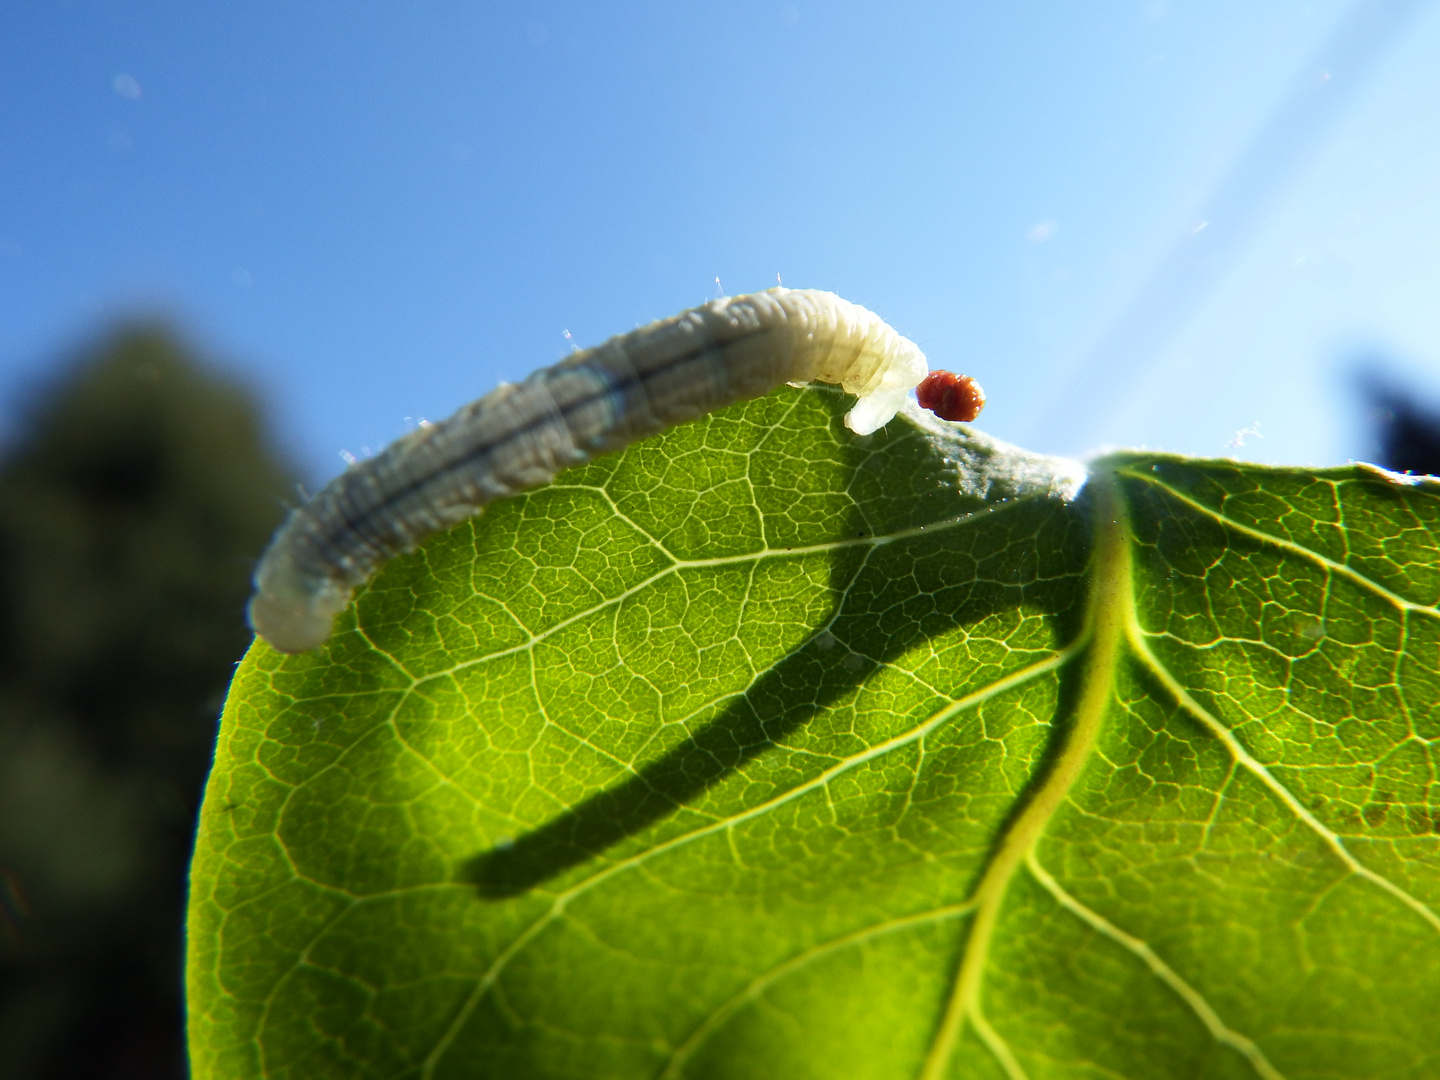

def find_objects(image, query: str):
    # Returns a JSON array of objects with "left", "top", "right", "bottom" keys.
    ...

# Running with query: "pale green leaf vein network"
[
  {"left": 1024, "top": 852, "right": 1286, "bottom": 1080},
  {"left": 253, "top": 876, "right": 497, "bottom": 1056},
  {"left": 253, "top": 901, "right": 359, "bottom": 1075},
  {"left": 657, "top": 901, "right": 979, "bottom": 1080},
  {"left": 327, "top": 537, "right": 884, "bottom": 848},
  {"left": 970, "top": 1013, "right": 1027, "bottom": 1080},
  {"left": 1118, "top": 465, "right": 1440, "bottom": 929},
  {"left": 351, "top": 491, "right": 1059, "bottom": 836},
  {"left": 1124, "top": 612, "right": 1440, "bottom": 934},
  {"left": 326, "top": 511, "right": 976, "bottom": 820},
  {"left": 404, "top": 502, "right": 1026, "bottom": 686},
  {"left": 1122, "top": 467, "right": 1440, "bottom": 619},
  {"left": 418, "top": 647, "right": 1080, "bottom": 1078},
  {"left": 397, "top": 527, "right": 886, "bottom": 814},
  {"left": 518, "top": 533, "right": 866, "bottom": 791}
]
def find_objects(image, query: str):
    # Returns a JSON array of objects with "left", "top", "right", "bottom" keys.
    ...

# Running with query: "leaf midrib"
[{"left": 918, "top": 474, "right": 1131, "bottom": 1080}]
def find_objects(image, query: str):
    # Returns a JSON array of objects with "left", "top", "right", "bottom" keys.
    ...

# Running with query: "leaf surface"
[{"left": 188, "top": 389, "right": 1440, "bottom": 1080}]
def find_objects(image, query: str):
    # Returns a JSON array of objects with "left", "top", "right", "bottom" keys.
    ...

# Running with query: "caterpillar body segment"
[{"left": 248, "top": 287, "right": 930, "bottom": 653}]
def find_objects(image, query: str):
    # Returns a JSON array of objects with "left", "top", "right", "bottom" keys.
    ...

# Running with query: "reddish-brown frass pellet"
[{"left": 916, "top": 370, "right": 986, "bottom": 423}]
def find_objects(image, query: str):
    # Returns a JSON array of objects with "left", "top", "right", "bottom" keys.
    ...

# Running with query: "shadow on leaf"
[{"left": 465, "top": 467, "right": 1089, "bottom": 899}]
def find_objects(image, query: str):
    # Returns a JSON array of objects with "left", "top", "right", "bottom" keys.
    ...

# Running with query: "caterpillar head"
[
  {"left": 841, "top": 341, "right": 928, "bottom": 435},
  {"left": 247, "top": 546, "right": 353, "bottom": 654}
]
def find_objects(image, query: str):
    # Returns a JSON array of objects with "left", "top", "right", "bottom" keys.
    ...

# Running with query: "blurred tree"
[
  {"left": 0, "top": 324, "right": 296, "bottom": 1079},
  {"left": 1366, "top": 379, "right": 1440, "bottom": 477}
]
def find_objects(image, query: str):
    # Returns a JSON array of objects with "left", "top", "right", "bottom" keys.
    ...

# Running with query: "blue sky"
[{"left": 2, "top": 1, "right": 1438, "bottom": 483}]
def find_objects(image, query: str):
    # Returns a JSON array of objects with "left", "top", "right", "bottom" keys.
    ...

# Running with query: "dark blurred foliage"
[
  {"left": 1364, "top": 374, "right": 1440, "bottom": 477},
  {"left": 0, "top": 325, "right": 295, "bottom": 1079}
]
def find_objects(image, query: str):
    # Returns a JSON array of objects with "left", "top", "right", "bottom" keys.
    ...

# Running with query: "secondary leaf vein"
[
  {"left": 1025, "top": 851, "right": 1287, "bottom": 1080},
  {"left": 1127, "top": 626, "right": 1440, "bottom": 933}
]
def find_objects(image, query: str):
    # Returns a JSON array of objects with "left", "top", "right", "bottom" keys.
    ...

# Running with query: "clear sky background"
[{"left": 2, "top": 1, "right": 1438, "bottom": 485}]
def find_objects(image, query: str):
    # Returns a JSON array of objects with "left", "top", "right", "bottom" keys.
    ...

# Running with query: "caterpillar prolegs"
[{"left": 248, "top": 287, "right": 934, "bottom": 653}]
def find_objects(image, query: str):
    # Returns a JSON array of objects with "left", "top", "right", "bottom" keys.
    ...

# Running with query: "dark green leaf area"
[
  {"left": 190, "top": 404, "right": 1440, "bottom": 1080},
  {"left": 190, "top": 391, "right": 1088, "bottom": 1079}
]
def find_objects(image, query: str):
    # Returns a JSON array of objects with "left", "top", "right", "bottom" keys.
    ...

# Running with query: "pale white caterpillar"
[{"left": 249, "top": 287, "right": 929, "bottom": 653}]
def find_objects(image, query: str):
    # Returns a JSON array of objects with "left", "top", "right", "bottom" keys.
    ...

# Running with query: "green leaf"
[{"left": 187, "top": 388, "right": 1440, "bottom": 1080}]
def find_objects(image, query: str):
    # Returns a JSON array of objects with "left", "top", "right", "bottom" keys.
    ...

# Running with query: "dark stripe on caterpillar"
[{"left": 248, "top": 287, "right": 930, "bottom": 653}]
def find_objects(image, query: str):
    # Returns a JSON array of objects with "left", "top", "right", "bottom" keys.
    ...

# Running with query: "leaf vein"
[
  {"left": 411, "top": 491, "right": 1056, "bottom": 685},
  {"left": 1025, "top": 851, "right": 1287, "bottom": 1080},
  {"left": 656, "top": 901, "right": 977, "bottom": 1079},
  {"left": 418, "top": 648, "right": 1077, "bottom": 1077},
  {"left": 1127, "top": 626, "right": 1440, "bottom": 933},
  {"left": 1124, "top": 471, "right": 1440, "bottom": 619},
  {"left": 917, "top": 476, "right": 1130, "bottom": 1080}
]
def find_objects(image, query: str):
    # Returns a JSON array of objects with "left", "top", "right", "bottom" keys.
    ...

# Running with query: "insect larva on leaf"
[
  {"left": 248, "top": 287, "right": 931, "bottom": 653},
  {"left": 917, "top": 370, "right": 986, "bottom": 423}
]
